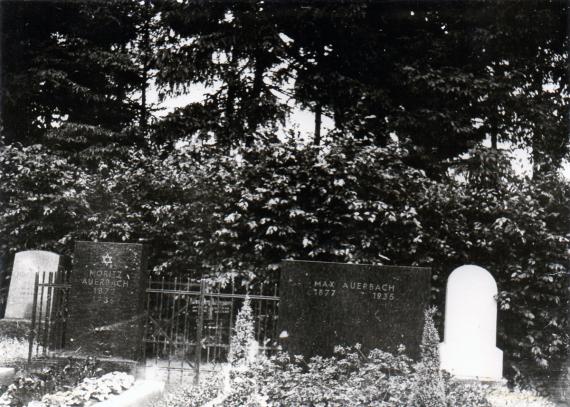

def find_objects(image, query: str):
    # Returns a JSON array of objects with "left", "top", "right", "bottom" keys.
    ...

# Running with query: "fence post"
[
  {"left": 28, "top": 272, "right": 39, "bottom": 366},
  {"left": 42, "top": 273, "right": 53, "bottom": 357},
  {"left": 60, "top": 269, "right": 71, "bottom": 350},
  {"left": 142, "top": 276, "right": 152, "bottom": 364},
  {"left": 194, "top": 278, "right": 206, "bottom": 384}
]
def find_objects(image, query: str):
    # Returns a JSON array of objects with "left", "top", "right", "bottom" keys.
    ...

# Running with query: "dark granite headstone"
[
  {"left": 278, "top": 260, "right": 431, "bottom": 360},
  {"left": 66, "top": 241, "right": 147, "bottom": 360}
]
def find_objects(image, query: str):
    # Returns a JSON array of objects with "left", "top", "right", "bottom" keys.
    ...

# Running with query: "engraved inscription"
[
  {"left": 80, "top": 262, "right": 130, "bottom": 305},
  {"left": 310, "top": 279, "right": 397, "bottom": 300},
  {"left": 312, "top": 280, "right": 336, "bottom": 296}
]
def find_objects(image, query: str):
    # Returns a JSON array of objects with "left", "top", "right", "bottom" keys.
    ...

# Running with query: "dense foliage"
[
  {"left": 158, "top": 304, "right": 556, "bottom": 407},
  {"left": 0, "top": 358, "right": 101, "bottom": 407},
  {"left": 1, "top": 136, "right": 568, "bottom": 382},
  {"left": 1, "top": 0, "right": 568, "bottom": 390},
  {"left": 32, "top": 372, "right": 134, "bottom": 407},
  {"left": 0, "top": 1, "right": 146, "bottom": 146},
  {"left": 159, "top": 351, "right": 556, "bottom": 407}
]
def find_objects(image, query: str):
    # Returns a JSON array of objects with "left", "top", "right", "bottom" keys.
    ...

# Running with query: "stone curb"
[
  {"left": 92, "top": 380, "right": 165, "bottom": 407},
  {"left": 0, "top": 368, "right": 15, "bottom": 386}
]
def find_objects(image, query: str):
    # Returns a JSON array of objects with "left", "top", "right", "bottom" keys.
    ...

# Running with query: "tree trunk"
[
  {"left": 313, "top": 44, "right": 325, "bottom": 145},
  {"left": 140, "top": 0, "right": 151, "bottom": 133},
  {"left": 246, "top": 53, "right": 266, "bottom": 146},
  {"left": 222, "top": 52, "right": 239, "bottom": 150},
  {"left": 314, "top": 102, "right": 322, "bottom": 145}
]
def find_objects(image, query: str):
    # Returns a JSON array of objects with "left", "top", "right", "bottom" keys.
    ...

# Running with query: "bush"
[
  {"left": 0, "top": 357, "right": 102, "bottom": 407},
  {"left": 166, "top": 306, "right": 492, "bottom": 407},
  {"left": 151, "top": 373, "right": 223, "bottom": 407},
  {"left": 32, "top": 371, "right": 134, "bottom": 407},
  {"left": 255, "top": 346, "right": 416, "bottom": 407},
  {"left": 442, "top": 373, "right": 490, "bottom": 407},
  {"left": 2, "top": 138, "right": 567, "bottom": 385}
]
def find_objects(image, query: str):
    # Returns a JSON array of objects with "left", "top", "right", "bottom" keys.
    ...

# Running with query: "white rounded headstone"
[
  {"left": 439, "top": 265, "right": 503, "bottom": 380},
  {"left": 4, "top": 250, "right": 61, "bottom": 319}
]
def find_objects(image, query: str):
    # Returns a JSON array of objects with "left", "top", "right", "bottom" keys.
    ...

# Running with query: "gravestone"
[
  {"left": 4, "top": 250, "right": 63, "bottom": 319},
  {"left": 278, "top": 260, "right": 431, "bottom": 359},
  {"left": 66, "top": 241, "right": 147, "bottom": 360},
  {"left": 439, "top": 265, "right": 503, "bottom": 380}
]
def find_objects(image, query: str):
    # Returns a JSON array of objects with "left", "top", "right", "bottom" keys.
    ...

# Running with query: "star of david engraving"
[{"left": 101, "top": 253, "right": 113, "bottom": 267}]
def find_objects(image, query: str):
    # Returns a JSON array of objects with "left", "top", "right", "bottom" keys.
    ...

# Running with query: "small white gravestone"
[
  {"left": 4, "top": 250, "right": 62, "bottom": 319},
  {"left": 439, "top": 265, "right": 503, "bottom": 381}
]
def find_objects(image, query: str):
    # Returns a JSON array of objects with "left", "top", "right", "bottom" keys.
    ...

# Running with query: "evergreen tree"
[
  {"left": 1, "top": 0, "right": 147, "bottom": 147},
  {"left": 414, "top": 307, "right": 446, "bottom": 407},
  {"left": 228, "top": 296, "right": 256, "bottom": 367},
  {"left": 153, "top": 0, "right": 288, "bottom": 150},
  {"left": 152, "top": 1, "right": 568, "bottom": 174}
]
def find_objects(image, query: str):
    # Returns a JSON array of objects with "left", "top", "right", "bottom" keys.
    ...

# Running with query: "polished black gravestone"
[
  {"left": 278, "top": 260, "right": 431, "bottom": 360},
  {"left": 66, "top": 241, "right": 147, "bottom": 360}
]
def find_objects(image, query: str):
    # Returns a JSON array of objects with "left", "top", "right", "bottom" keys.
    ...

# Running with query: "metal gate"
[{"left": 143, "top": 277, "right": 279, "bottom": 382}]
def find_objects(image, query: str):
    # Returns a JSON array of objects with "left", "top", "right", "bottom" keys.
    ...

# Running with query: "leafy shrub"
[
  {"left": 442, "top": 373, "right": 490, "bottom": 407},
  {"left": 31, "top": 371, "right": 134, "bottom": 407},
  {"left": 1, "top": 138, "right": 568, "bottom": 386},
  {"left": 173, "top": 306, "right": 490, "bottom": 406},
  {"left": 153, "top": 303, "right": 558, "bottom": 407},
  {"left": 253, "top": 346, "right": 415, "bottom": 407},
  {"left": 0, "top": 357, "right": 101, "bottom": 407},
  {"left": 155, "top": 375, "right": 223, "bottom": 407}
]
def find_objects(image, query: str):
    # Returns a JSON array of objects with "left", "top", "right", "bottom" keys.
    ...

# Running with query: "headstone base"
[{"left": 440, "top": 342, "right": 503, "bottom": 381}]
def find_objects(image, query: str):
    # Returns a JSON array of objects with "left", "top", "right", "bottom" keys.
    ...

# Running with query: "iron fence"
[
  {"left": 0, "top": 287, "right": 8, "bottom": 319},
  {"left": 143, "top": 277, "right": 280, "bottom": 382},
  {"left": 28, "top": 271, "right": 71, "bottom": 363},
  {"left": 27, "top": 271, "right": 281, "bottom": 383}
]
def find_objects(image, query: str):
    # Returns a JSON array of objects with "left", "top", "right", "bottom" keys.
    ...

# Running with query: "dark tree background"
[{"left": 1, "top": 0, "right": 568, "bottom": 391}]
